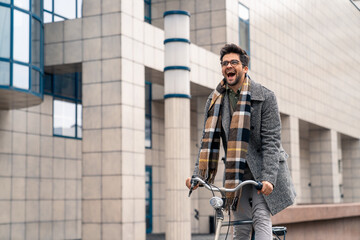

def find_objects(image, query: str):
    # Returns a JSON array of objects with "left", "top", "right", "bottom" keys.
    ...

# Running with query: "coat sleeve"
[
  {"left": 192, "top": 93, "right": 213, "bottom": 176},
  {"left": 260, "top": 90, "right": 282, "bottom": 187}
]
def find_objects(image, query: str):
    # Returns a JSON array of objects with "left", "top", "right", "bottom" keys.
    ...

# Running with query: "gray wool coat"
[{"left": 193, "top": 78, "right": 296, "bottom": 215}]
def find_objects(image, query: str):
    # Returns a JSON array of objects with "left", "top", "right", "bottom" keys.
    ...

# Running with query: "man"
[{"left": 186, "top": 43, "right": 296, "bottom": 240}]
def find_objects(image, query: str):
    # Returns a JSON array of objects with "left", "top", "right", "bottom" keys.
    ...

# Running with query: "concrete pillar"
[
  {"left": 342, "top": 138, "right": 360, "bottom": 202},
  {"left": 281, "top": 115, "right": 301, "bottom": 203},
  {"left": 163, "top": 10, "right": 191, "bottom": 240},
  {"left": 309, "top": 129, "right": 341, "bottom": 203}
]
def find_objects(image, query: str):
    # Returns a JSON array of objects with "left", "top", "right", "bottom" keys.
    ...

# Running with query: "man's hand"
[
  {"left": 186, "top": 177, "right": 199, "bottom": 190},
  {"left": 258, "top": 180, "right": 273, "bottom": 196}
]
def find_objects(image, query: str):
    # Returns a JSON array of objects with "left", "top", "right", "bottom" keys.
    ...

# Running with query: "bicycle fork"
[{"left": 214, "top": 209, "right": 224, "bottom": 240}]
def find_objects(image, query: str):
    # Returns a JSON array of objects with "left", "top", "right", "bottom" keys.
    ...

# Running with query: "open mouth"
[{"left": 227, "top": 72, "right": 236, "bottom": 78}]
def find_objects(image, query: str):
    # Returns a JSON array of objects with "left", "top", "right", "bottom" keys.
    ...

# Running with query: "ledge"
[{"left": 272, "top": 203, "right": 360, "bottom": 225}]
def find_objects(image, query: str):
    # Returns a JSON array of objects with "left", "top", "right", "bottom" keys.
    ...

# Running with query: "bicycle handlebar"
[{"left": 190, "top": 176, "right": 263, "bottom": 194}]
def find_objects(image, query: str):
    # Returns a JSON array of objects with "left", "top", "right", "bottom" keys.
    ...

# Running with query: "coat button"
[
  {"left": 250, "top": 126, "right": 255, "bottom": 130},
  {"left": 257, "top": 148, "right": 261, "bottom": 153}
]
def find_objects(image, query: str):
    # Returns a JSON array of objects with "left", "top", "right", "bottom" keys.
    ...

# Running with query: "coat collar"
[{"left": 249, "top": 79, "right": 265, "bottom": 101}]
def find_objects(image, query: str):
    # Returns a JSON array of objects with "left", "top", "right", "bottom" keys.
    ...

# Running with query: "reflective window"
[
  {"left": 0, "top": 61, "right": 10, "bottom": 85},
  {"left": 13, "top": 10, "right": 29, "bottom": 63},
  {"left": 54, "top": 99, "right": 76, "bottom": 137},
  {"left": 44, "top": 11, "right": 52, "bottom": 23},
  {"left": 55, "top": 0, "right": 75, "bottom": 19},
  {"left": 31, "top": 19, "right": 41, "bottom": 67},
  {"left": 238, "top": 3, "right": 250, "bottom": 57},
  {"left": 31, "top": 69, "right": 40, "bottom": 93},
  {"left": 77, "top": 0, "right": 82, "bottom": 18},
  {"left": 0, "top": 0, "right": 11, "bottom": 3},
  {"left": 145, "top": 82, "right": 152, "bottom": 148},
  {"left": 144, "top": 0, "right": 151, "bottom": 24},
  {"left": 14, "top": 0, "right": 29, "bottom": 10},
  {"left": 0, "top": 6, "right": 10, "bottom": 58},
  {"left": 45, "top": 72, "right": 82, "bottom": 139},
  {"left": 13, "top": 64, "right": 29, "bottom": 89},
  {"left": 77, "top": 104, "right": 82, "bottom": 138},
  {"left": 44, "top": 0, "right": 52, "bottom": 11},
  {"left": 44, "top": 0, "right": 82, "bottom": 22},
  {"left": 54, "top": 15, "right": 65, "bottom": 22},
  {"left": 32, "top": 0, "right": 41, "bottom": 17}
]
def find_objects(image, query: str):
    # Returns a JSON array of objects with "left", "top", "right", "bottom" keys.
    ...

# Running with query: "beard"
[{"left": 226, "top": 73, "right": 242, "bottom": 86}]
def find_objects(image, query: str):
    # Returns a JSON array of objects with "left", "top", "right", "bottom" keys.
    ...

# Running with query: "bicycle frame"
[
  {"left": 190, "top": 177, "right": 262, "bottom": 240},
  {"left": 189, "top": 177, "right": 286, "bottom": 240}
]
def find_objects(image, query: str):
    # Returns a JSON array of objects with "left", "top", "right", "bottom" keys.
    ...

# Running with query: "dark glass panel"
[
  {"left": 239, "top": 20, "right": 250, "bottom": 55},
  {"left": 43, "top": 73, "right": 52, "bottom": 93},
  {"left": 53, "top": 73, "right": 76, "bottom": 99},
  {"left": 31, "top": 69, "right": 40, "bottom": 93},
  {"left": 31, "top": 18, "right": 41, "bottom": 67}
]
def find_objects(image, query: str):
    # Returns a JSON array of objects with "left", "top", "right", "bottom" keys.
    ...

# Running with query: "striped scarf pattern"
[{"left": 199, "top": 77, "right": 251, "bottom": 207}]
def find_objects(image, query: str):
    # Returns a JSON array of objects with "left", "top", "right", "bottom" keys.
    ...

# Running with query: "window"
[
  {"left": 144, "top": 0, "right": 151, "bottom": 24},
  {"left": 238, "top": 2, "right": 250, "bottom": 57},
  {"left": 44, "top": 72, "right": 82, "bottom": 139},
  {"left": 0, "top": 1, "right": 43, "bottom": 95},
  {"left": 44, "top": 0, "right": 82, "bottom": 23},
  {"left": 0, "top": 6, "right": 10, "bottom": 58},
  {"left": 145, "top": 82, "right": 152, "bottom": 148},
  {"left": 145, "top": 166, "right": 153, "bottom": 233},
  {"left": 0, "top": 62, "right": 10, "bottom": 85},
  {"left": 13, "top": 9, "right": 29, "bottom": 63}
]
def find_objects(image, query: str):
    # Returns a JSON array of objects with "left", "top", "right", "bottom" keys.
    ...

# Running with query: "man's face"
[{"left": 221, "top": 53, "right": 248, "bottom": 87}]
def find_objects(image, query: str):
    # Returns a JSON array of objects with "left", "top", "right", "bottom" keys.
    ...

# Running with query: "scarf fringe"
[{"left": 198, "top": 169, "right": 217, "bottom": 184}]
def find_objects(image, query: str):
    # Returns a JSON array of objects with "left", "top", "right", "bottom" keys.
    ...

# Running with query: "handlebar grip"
[
  {"left": 255, "top": 181, "right": 263, "bottom": 190},
  {"left": 188, "top": 177, "right": 199, "bottom": 197}
]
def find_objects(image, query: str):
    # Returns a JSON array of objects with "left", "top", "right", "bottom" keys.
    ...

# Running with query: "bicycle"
[{"left": 189, "top": 176, "right": 287, "bottom": 240}]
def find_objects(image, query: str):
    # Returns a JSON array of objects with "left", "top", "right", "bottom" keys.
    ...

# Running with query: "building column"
[
  {"left": 342, "top": 138, "right": 360, "bottom": 202},
  {"left": 82, "top": 0, "right": 146, "bottom": 239},
  {"left": 163, "top": 10, "right": 192, "bottom": 240},
  {"left": 309, "top": 129, "right": 341, "bottom": 203},
  {"left": 281, "top": 115, "right": 301, "bottom": 203}
]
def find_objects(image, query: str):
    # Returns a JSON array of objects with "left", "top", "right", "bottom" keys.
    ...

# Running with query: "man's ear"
[{"left": 244, "top": 66, "right": 249, "bottom": 73}]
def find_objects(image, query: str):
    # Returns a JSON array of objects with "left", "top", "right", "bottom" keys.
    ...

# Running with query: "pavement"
[{"left": 146, "top": 233, "right": 229, "bottom": 240}]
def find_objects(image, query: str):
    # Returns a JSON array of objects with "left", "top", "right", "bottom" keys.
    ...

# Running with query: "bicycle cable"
[{"left": 224, "top": 209, "right": 231, "bottom": 240}]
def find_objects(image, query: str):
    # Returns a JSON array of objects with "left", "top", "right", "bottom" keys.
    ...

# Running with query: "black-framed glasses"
[{"left": 221, "top": 59, "right": 240, "bottom": 67}]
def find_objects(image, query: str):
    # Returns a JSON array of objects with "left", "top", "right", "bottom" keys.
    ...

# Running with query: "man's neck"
[{"left": 228, "top": 76, "right": 246, "bottom": 92}]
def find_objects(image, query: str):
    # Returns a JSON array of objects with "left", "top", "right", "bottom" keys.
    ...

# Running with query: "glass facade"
[
  {"left": 145, "top": 166, "right": 153, "bottom": 233},
  {"left": 144, "top": 0, "right": 151, "bottom": 23},
  {"left": 239, "top": 2, "right": 250, "bottom": 57},
  {"left": 44, "top": 72, "right": 82, "bottom": 139},
  {"left": 145, "top": 81, "right": 152, "bottom": 148},
  {"left": 0, "top": 0, "right": 43, "bottom": 97},
  {"left": 43, "top": 0, "right": 82, "bottom": 23}
]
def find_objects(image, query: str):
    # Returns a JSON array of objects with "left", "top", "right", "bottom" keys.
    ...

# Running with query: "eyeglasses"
[{"left": 220, "top": 59, "right": 240, "bottom": 67}]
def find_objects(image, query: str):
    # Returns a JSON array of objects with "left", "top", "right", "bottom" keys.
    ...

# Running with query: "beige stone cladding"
[{"left": 0, "top": 95, "right": 82, "bottom": 239}]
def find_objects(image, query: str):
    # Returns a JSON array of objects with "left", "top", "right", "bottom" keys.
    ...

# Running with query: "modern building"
[{"left": 0, "top": 0, "right": 360, "bottom": 239}]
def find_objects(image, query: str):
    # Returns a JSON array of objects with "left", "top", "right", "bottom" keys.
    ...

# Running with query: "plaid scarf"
[{"left": 198, "top": 77, "right": 251, "bottom": 208}]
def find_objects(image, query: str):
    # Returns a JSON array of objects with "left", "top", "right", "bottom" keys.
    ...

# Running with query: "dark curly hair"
[{"left": 220, "top": 43, "right": 249, "bottom": 67}]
